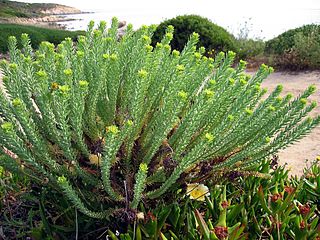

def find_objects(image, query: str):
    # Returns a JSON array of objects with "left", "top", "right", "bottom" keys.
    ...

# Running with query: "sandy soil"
[
  {"left": 259, "top": 71, "right": 320, "bottom": 176},
  {"left": 0, "top": 71, "right": 319, "bottom": 176}
]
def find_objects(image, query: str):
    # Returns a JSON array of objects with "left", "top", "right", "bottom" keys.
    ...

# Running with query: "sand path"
[{"left": 0, "top": 70, "right": 319, "bottom": 176}]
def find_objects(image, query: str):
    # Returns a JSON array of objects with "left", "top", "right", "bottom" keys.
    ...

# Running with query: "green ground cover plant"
[
  {"left": 0, "top": 23, "right": 84, "bottom": 53},
  {"left": 2, "top": 160, "right": 319, "bottom": 239},
  {"left": 107, "top": 159, "right": 320, "bottom": 240},
  {"left": 0, "top": 18, "right": 319, "bottom": 238}
]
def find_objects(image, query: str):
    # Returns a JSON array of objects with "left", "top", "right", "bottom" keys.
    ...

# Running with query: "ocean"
[{"left": 56, "top": 8, "right": 320, "bottom": 40}]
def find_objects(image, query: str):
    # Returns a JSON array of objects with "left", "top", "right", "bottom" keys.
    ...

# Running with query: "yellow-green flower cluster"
[
  {"left": 139, "top": 163, "right": 148, "bottom": 173},
  {"left": 1, "top": 122, "right": 13, "bottom": 132},
  {"left": 205, "top": 133, "right": 214, "bottom": 142},
  {"left": 63, "top": 69, "right": 73, "bottom": 76},
  {"left": 138, "top": 69, "right": 148, "bottom": 78},
  {"left": 204, "top": 89, "right": 214, "bottom": 99},
  {"left": 12, "top": 98, "right": 22, "bottom": 107},
  {"left": 59, "top": 85, "right": 71, "bottom": 94},
  {"left": 176, "top": 64, "right": 185, "bottom": 72},
  {"left": 106, "top": 125, "right": 119, "bottom": 135},
  {"left": 79, "top": 80, "right": 89, "bottom": 89},
  {"left": 178, "top": 91, "right": 188, "bottom": 100}
]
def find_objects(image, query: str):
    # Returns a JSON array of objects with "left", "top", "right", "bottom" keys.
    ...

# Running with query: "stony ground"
[{"left": 0, "top": 70, "right": 319, "bottom": 176}]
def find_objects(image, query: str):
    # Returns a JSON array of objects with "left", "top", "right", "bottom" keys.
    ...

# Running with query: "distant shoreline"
[
  {"left": 0, "top": 0, "right": 85, "bottom": 29},
  {"left": 0, "top": 12, "right": 93, "bottom": 29},
  {"left": 57, "top": 11, "right": 94, "bottom": 16}
]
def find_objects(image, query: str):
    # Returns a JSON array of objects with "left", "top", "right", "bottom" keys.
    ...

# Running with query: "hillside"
[
  {"left": 0, "top": 0, "right": 81, "bottom": 19},
  {"left": 0, "top": 23, "right": 84, "bottom": 53}
]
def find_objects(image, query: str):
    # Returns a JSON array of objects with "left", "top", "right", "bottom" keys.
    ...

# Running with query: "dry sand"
[
  {"left": 0, "top": 70, "right": 319, "bottom": 176},
  {"left": 259, "top": 71, "right": 320, "bottom": 176}
]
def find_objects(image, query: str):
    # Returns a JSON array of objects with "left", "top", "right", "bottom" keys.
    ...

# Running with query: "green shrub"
[
  {"left": 0, "top": 17, "right": 319, "bottom": 236},
  {"left": 0, "top": 7, "right": 30, "bottom": 18},
  {"left": 152, "top": 15, "right": 238, "bottom": 55},
  {"left": 265, "top": 24, "right": 320, "bottom": 55},
  {"left": 237, "top": 38, "right": 265, "bottom": 60},
  {"left": 265, "top": 24, "right": 320, "bottom": 70},
  {"left": 0, "top": 23, "right": 84, "bottom": 53}
]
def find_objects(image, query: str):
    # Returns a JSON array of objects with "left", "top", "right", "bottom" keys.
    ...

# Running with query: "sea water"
[{"left": 57, "top": 8, "right": 320, "bottom": 40}]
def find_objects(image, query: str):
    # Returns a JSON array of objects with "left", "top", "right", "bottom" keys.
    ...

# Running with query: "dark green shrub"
[
  {"left": 0, "top": 24, "right": 84, "bottom": 53},
  {"left": 152, "top": 15, "right": 239, "bottom": 54},
  {"left": 265, "top": 24, "right": 320, "bottom": 70},
  {"left": 265, "top": 24, "right": 320, "bottom": 55}
]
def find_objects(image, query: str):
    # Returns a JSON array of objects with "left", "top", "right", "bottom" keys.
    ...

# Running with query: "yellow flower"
[
  {"left": 89, "top": 154, "right": 101, "bottom": 166},
  {"left": 1, "top": 122, "right": 13, "bottom": 132},
  {"left": 139, "top": 163, "right": 148, "bottom": 173},
  {"left": 12, "top": 98, "right": 22, "bottom": 107},
  {"left": 138, "top": 69, "right": 148, "bottom": 78},
  {"left": 178, "top": 90, "right": 188, "bottom": 100},
  {"left": 186, "top": 183, "right": 210, "bottom": 201},
  {"left": 59, "top": 85, "right": 71, "bottom": 94},
  {"left": 126, "top": 120, "right": 134, "bottom": 126},
  {"left": 205, "top": 133, "right": 214, "bottom": 142},
  {"left": 172, "top": 50, "right": 180, "bottom": 57},
  {"left": 316, "top": 156, "right": 320, "bottom": 161},
  {"left": 79, "top": 80, "right": 89, "bottom": 89},
  {"left": 106, "top": 125, "right": 119, "bottom": 135},
  {"left": 176, "top": 64, "right": 185, "bottom": 72},
  {"left": 110, "top": 54, "right": 118, "bottom": 61},
  {"left": 145, "top": 45, "right": 153, "bottom": 52},
  {"left": 204, "top": 89, "right": 214, "bottom": 99},
  {"left": 63, "top": 69, "right": 73, "bottom": 76}
]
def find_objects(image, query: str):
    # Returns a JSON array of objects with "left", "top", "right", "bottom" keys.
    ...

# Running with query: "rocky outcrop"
[
  {"left": 39, "top": 5, "right": 81, "bottom": 15},
  {"left": 0, "top": 1, "right": 82, "bottom": 28},
  {"left": 0, "top": 15, "right": 72, "bottom": 29}
]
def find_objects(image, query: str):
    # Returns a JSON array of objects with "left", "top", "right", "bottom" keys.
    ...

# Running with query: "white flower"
[
  {"left": 137, "top": 212, "right": 145, "bottom": 220},
  {"left": 186, "top": 183, "right": 210, "bottom": 201}
]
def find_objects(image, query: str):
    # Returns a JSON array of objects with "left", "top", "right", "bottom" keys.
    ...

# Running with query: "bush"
[
  {"left": 237, "top": 38, "right": 265, "bottom": 60},
  {"left": 0, "top": 18, "right": 319, "bottom": 238},
  {"left": 265, "top": 24, "right": 320, "bottom": 70},
  {"left": 0, "top": 23, "right": 84, "bottom": 53},
  {"left": 152, "top": 15, "right": 239, "bottom": 55},
  {"left": 265, "top": 24, "right": 320, "bottom": 55}
]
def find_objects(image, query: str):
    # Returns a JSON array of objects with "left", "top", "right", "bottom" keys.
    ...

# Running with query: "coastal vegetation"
[
  {"left": 153, "top": 15, "right": 320, "bottom": 70},
  {"left": 0, "top": 23, "right": 84, "bottom": 53},
  {"left": 0, "top": 17, "right": 319, "bottom": 239},
  {"left": 0, "top": 0, "right": 80, "bottom": 19},
  {"left": 265, "top": 24, "right": 320, "bottom": 70},
  {"left": 0, "top": 11, "right": 319, "bottom": 70},
  {"left": 152, "top": 15, "right": 238, "bottom": 55}
]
